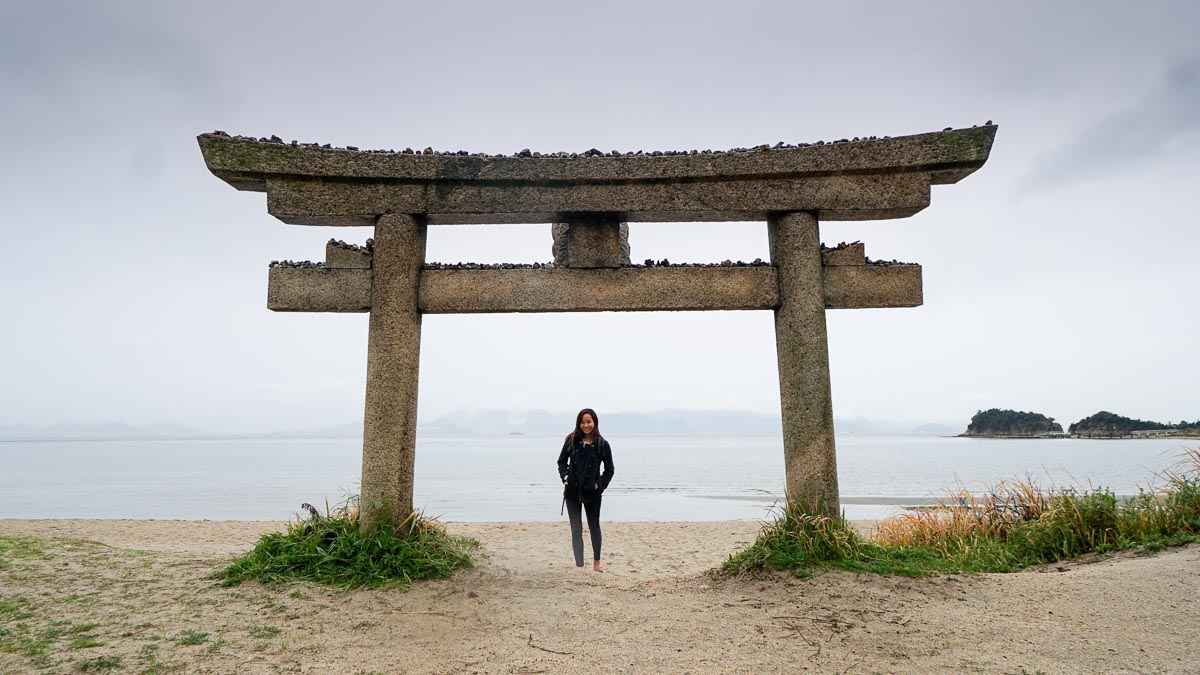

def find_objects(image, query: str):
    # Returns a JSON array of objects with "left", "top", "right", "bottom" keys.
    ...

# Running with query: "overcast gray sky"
[{"left": 1, "top": 0, "right": 1196, "bottom": 433}]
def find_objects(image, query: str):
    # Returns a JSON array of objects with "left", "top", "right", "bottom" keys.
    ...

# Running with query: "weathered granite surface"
[
  {"left": 769, "top": 211, "right": 840, "bottom": 516},
  {"left": 420, "top": 267, "right": 778, "bottom": 313},
  {"left": 360, "top": 215, "right": 426, "bottom": 526},
  {"left": 325, "top": 239, "right": 372, "bottom": 269},
  {"left": 260, "top": 172, "right": 934, "bottom": 225},
  {"left": 821, "top": 242, "right": 865, "bottom": 266},
  {"left": 550, "top": 214, "right": 628, "bottom": 268},
  {"left": 268, "top": 267, "right": 371, "bottom": 312},
  {"left": 265, "top": 263, "right": 922, "bottom": 312},
  {"left": 198, "top": 126, "right": 996, "bottom": 225},
  {"left": 200, "top": 126, "right": 995, "bottom": 184},
  {"left": 823, "top": 264, "right": 922, "bottom": 309}
]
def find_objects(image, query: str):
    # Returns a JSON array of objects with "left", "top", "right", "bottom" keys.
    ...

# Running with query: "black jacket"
[{"left": 557, "top": 433, "right": 615, "bottom": 504}]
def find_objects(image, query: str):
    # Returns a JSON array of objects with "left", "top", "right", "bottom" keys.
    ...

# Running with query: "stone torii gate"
[{"left": 199, "top": 124, "right": 995, "bottom": 523}]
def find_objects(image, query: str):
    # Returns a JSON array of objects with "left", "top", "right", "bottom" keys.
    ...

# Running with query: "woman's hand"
[{"left": 594, "top": 483, "right": 598, "bottom": 490}]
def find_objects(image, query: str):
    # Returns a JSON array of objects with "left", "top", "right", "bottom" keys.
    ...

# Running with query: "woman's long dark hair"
[{"left": 570, "top": 408, "right": 599, "bottom": 446}]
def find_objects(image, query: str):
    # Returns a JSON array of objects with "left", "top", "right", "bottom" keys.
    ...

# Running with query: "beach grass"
[
  {"left": 214, "top": 499, "right": 478, "bottom": 590},
  {"left": 725, "top": 448, "right": 1200, "bottom": 577}
]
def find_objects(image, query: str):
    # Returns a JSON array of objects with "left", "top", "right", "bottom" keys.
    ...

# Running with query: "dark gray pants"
[{"left": 564, "top": 496, "right": 602, "bottom": 566}]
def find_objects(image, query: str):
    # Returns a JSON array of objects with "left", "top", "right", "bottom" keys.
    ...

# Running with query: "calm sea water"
[{"left": 0, "top": 434, "right": 1193, "bottom": 522}]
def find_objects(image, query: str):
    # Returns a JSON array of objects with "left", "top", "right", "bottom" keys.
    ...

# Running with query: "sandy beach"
[{"left": 1, "top": 519, "right": 1197, "bottom": 673}]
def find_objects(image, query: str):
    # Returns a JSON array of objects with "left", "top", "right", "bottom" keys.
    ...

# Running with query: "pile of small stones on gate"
[
  {"left": 266, "top": 239, "right": 917, "bottom": 269},
  {"left": 207, "top": 126, "right": 997, "bottom": 157},
  {"left": 210, "top": 133, "right": 879, "bottom": 156}
]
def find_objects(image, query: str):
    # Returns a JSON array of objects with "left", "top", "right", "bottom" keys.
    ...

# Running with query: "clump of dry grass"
[
  {"left": 875, "top": 449, "right": 1200, "bottom": 570},
  {"left": 729, "top": 449, "right": 1200, "bottom": 577},
  {"left": 875, "top": 480, "right": 1051, "bottom": 548}
]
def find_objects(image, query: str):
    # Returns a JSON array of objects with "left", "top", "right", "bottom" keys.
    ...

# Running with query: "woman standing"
[{"left": 557, "top": 408, "right": 615, "bottom": 571}]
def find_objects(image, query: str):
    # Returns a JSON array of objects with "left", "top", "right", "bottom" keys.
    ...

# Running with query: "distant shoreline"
[{"left": 959, "top": 433, "right": 1200, "bottom": 440}]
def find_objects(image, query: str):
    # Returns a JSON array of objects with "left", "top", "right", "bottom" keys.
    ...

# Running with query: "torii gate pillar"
[
  {"left": 769, "top": 211, "right": 839, "bottom": 511},
  {"left": 361, "top": 215, "right": 426, "bottom": 523}
]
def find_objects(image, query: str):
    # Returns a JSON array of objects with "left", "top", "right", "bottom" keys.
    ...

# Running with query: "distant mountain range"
[
  {"left": 426, "top": 409, "right": 956, "bottom": 436},
  {"left": 427, "top": 409, "right": 783, "bottom": 435},
  {"left": 0, "top": 411, "right": 962, "bottom": 439}
]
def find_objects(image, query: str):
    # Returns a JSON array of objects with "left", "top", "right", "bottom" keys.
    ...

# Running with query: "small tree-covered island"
[
  {"left": 961, "top": 408, "right": 1063, "bottom": 437},
  {"left": 1070, "top": 411, "right": 1199, "bottom": 438},
  {"left": 961, "top": 408, "right": 1200, "bottom": 438}
]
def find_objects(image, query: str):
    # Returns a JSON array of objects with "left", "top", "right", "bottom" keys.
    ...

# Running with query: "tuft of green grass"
[
  {"left": 68, "top": 625, "right": 107, "bottom": 651},
  {"left": 134, "top": 642, "right": 176, "bottom": 673},
  {"left": 0, "top": 595, "right": 37, "bottom": 622},
  {"left": 214, "top": 497, "right": 477, "bottom": 590},
  {"left": 249, "top": 625, "right": 281, "bottom": 639},
  {"left": 0, "top": 536, "right": 55, "bottom": 562},
  {"left": 726, "top": 449, "right": 1200, "bottom": 578},
  {"left": 69, "top": 636, "right": 106, "bottom": 650},
  {"left": 74, "top": 654, "right": 122, "bottom": 672},
  {"left": 174, "top": 629, "right": 208, "bottom": 646},
  {"left": 0, "top": 616, "right": 97, "bottom": 663}
]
